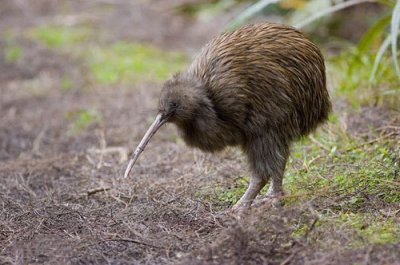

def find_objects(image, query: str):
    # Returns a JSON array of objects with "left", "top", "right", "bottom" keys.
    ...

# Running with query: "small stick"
[
  {"left": 309, "top": 135, "right": 331, "bottom": 152},
  {"left": 103, "top": 237, "right": 160, "bottom": 249},
  {"left": 86, "top": 187, "right": 111, "bottom": 196}
]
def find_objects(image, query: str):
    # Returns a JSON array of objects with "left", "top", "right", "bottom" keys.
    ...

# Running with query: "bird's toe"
[{"left": 252, "top": 195, "right": 283, "bottom": 209}]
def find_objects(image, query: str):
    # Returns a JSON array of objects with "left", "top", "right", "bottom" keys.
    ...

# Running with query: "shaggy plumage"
[{"left": 128, "top": 22, "right": 331, "bottom": 209}]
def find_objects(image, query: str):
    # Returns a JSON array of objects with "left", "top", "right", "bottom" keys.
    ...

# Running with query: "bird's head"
[
  {"left": 124, "top": 73, "right": 209, "bottom": 178},
  {"left": 158, "top": 73, "right": 207, "bottom": 125}
]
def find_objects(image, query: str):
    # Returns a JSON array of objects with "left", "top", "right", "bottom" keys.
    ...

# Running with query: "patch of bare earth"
[{"left": 1, "top": 1, "right": 399, "bottom": 264}]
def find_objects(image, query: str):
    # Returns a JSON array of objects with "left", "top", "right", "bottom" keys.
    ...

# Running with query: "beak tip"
[
  {"left": 123, "top": 159, "right": 134, "bottom": 178},
  {"left": 123, "top": 113, "right": 164, "bottom": 179}
]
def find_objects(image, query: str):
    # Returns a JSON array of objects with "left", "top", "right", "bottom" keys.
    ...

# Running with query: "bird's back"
[{"left": 187, "top": 23, "right": 331, "bottom": 140}]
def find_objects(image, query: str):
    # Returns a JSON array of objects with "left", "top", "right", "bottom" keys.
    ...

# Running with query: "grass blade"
[
  {"left": 390, "top": 0, "right": 400, "bottom": 77},
  {"left": 295, "top": 0, "right": 375, "bottom": 29},
  {"left": 369, "top": 35, "right": 391, "bottom": 83},
  {"left": 227, "top": 0, "right": 279, "bottom": 30},
  {"left": 357, "top": 14, "right": 391, "bottom": 53}
]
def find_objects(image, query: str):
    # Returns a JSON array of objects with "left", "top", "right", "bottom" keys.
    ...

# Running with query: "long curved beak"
[{"left": 124, "top": 113, "right": 166, "bottom": 178}]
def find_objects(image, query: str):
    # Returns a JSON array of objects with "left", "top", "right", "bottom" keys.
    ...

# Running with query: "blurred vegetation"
[
  {"left": 4, "top": 45, "right": 23, "bottom": 63},
  {"left": 65, "top": 109, "right": 102, "bottom": 134},
  {"left": 29, "top": 25, "right": 92, "bottom": 48},
  {"left": 88, "top": 42, "right": 187, "bottom": 84},
  {"left": 28, "top": 25, "right": 187, "bottom": 85}
]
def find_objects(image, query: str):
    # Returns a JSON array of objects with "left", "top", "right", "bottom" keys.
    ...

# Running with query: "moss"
[
  {"left": 215, "top": 176, "right": 249, "bottom": 205},
  {"left": 323, "top": 213, "right": 400, "bottom": 245},
  {"left": 284, "top": 127, "right": 400, "bottom": 208}
]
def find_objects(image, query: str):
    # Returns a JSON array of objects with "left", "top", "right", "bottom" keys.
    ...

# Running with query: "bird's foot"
[
  {"left": 252, "top": 194, "right": 283, "bottom": 209},
  {"left": 229, "top": 202, "right": 251, "bottom": 218}
]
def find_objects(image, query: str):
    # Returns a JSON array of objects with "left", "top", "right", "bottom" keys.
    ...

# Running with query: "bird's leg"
[
  {"left": 243, "top": 134, "right": 289, "bottom": 209},
  {"left": 232, "top": 176, "right": 267, "bottom": 210},
  {"left": 266, "top": 175, "right": 283, "bottom": 198},
  {"left": 250, "top": 174, "right": 284, "bottom": 208}
]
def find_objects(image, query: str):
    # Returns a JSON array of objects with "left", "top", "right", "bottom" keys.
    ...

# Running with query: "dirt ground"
[{"left": 1, "top": 1, "right": 399, "bottom": 264}]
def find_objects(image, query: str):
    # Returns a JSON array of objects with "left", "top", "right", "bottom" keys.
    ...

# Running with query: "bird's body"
[{"left": 125, "top": 23, "right": 331, "bottom": 210}]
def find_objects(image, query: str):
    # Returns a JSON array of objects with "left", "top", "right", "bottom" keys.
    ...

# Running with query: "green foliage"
[
  {"left": 327, "top": 51, "right": 398, "bottom": 106},
  {"left": 61, "top": 76, "right": 73, "bottom": 91},
  {"left": 88, "top": 42, "right": 187, "bottom": 84},
  {"left": 227, "top": 0, "right": 279, "bottom": 30},
  {"left": 389, "top": 0, "right": 400, "bottom": 77},
  {"left": 28, "top": 24, "right": 187, "bottom": 85},
  {"left": 285, "top": 131, "right": 400, "bottom": 209},
  {"left": 215, "top": 176, "right": 249, "bottom": 205},
  {"left": 30, "top": 25, "right": 91, "bottom": 48},
  {"left": 3, "top": 31, "right": 23, "bottom": 63},
  {"left": 178, "top": 0, "right": 240, "bottom": 17},
  {"left": 4, "top": 45, "right": 23, "bottom": 62},
  {"left": 65, "top": 109, "right": 102, "bottom": 133},
  {"left": 194, "top": 176, "right": 247, "bottom": 209},
  {"left": 324, "top": 213, "right": 400, "bottom": 245}
]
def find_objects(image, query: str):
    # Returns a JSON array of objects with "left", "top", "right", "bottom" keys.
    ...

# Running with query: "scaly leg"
[
  {"left": 266, "top": 175, "right": 283, "bottom": 198},
  {"left": 232, "top": 176, "right": 267, "bottom": 210},
  {"left": 241, "top": 133, "right": 289, "bottom": 209}
]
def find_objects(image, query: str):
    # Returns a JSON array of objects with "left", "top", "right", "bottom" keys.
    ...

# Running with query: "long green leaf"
[
  {"left": 345, "top": 15, "right": 390, "bottom": 83},
  {"left": 390, "top": 0, "right": 400, "bottom": 77},
  {"left": 369, "top": 35, "right": 391, "bottom": 83},
  {"left": 295, "top": 0, "right": 375, "bottom": 29},
  {"left": 357, "top": 14, "right": 391, "bottom": 53}
]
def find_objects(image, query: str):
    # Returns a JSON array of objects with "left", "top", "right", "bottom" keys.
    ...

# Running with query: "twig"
[
  {"left": 346, "top": 132, "right": 395, "bottom": 152},
  {"left": 165, "top": 191, "right": 185, "bottom": 204},
  {"left": 309, "top": 135, "right": 331, "bottom": 152},
  {"left": 303, "top": 217, "right": 319, "bottom": 240},
  {"left": 86, "top": 187, "right": 111, "bottom": 196},
  {"left": 103, "top": 237, "right": 160, "bottom": 249}
]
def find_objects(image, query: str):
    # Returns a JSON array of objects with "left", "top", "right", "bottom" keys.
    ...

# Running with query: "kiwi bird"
[{"left": 124, "top": 23, "right": 331, "bottom": 210}]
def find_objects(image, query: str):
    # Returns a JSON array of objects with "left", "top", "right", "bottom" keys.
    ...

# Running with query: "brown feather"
[{"left": 157, "top": 22, "right": 331, "bottom": 209}]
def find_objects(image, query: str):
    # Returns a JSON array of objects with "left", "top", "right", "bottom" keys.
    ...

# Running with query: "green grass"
[
  {"left": 30, "top": 25, "right": 92, "bottom": 48},
  {"left": 61, "top": 76, "right": 73, "bottom": 91},
  {"left": 285, "top": 131, "right": 399, "bottom": 205},
  {"left": 4, "top": 45, "right": 23, "bottom": 62},
  {"left": 88, "top": 42, "right": 187, "bottom": 84},
  {"left": 65, "top": 109, "right": 102, "bottom": 133},
  {"left": 214, "top": 176, "right": 249, "bottom": 206},
  {"left": 285, "top": 127, "right": 399, "bottom": 246},
  {"left": 327, "top": 51, "right": 399, "bottom": 107},
  {"left": 200, "top": 125, "right": 399, "bottom": 211},
  {"left": 322, "top": 212, "right": 400, "bottom": 245},
  {"left": 28, "top": 24, "right": 187, "bottom": 85},
  {"left": 204, "top": 116, "right": 399, "bottom": 246}
]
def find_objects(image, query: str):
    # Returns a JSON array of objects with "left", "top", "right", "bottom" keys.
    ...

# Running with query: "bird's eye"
[{"left": 169, "top": 102, "right": 178, "bottom": 108}]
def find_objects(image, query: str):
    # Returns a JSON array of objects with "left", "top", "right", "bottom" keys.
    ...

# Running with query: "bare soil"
[{"left": 1, "top": 1, "right": 399, "bottom": 264}]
